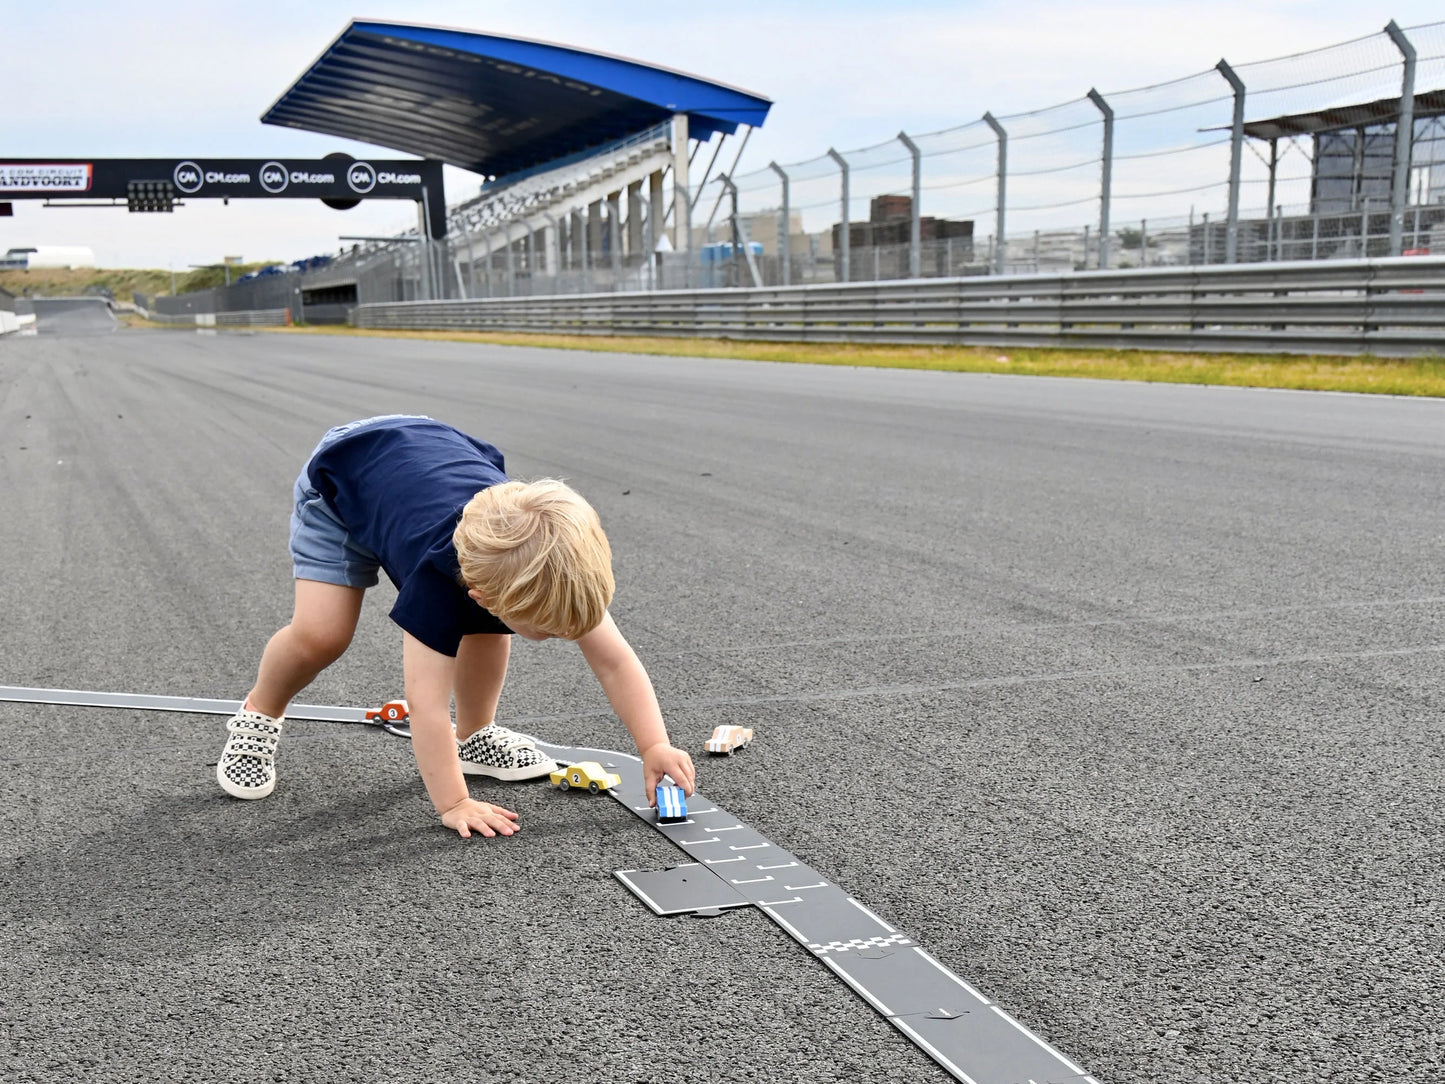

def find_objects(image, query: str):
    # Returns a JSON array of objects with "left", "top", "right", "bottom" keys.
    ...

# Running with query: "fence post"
[
  {"left": 982, "top": 112, "right": 1007, "bottom": 275},
  {"left": 769, "top": 161, "right": 790, "bottom": 286},
  {"left": 898, "top": 131, "right": 922, "bottom": 278},
  {"left": 1217, "top": 59, "right": 1245, "bottom": 264},
  {"left": 1087, "top": 89, "right": 1114, "bottom": 271},
  {"left": 1140, "top": 218, "right": 1148, "bottom": 267},
  {"left": 1385, "top": 20, "right": 1417, "bottom": 257},
  {"left": 827, "top": 147, "right": 850, "bottom": 283}
]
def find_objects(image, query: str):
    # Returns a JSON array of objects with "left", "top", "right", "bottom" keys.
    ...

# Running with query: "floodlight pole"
[
  {"left": 898, "top": 131, "right": 922, "bottom": 278},
  {"left": 1385, "top": 19, "right": 1417, "bottom": 257},
  {"left": 827, "top": 148, "right": 850, "bottom": 283},
  {"left": 1217, "top": 59, "right": 1246, "bottom": 264},
  {"left": 1087, "top": 89, "right": 1114, "bottom": 271},
  {"left": 769, "top": 161, "right": 790, "bottom": 286},
  {"left": 982, "top": 112, "right": 1007, "bottom": 275}
]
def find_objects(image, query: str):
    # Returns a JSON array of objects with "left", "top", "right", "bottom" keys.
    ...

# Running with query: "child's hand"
[
  {"left": 441, "top": 797, "right": 520, "bottom": 839},
  {"left": 641, "top": 743, "right": 696, "bottom": 805}
]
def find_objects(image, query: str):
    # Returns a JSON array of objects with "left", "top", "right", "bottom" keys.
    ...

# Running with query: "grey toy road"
[{"left": 543, "top": 741, "right": 1099, "bottom": 1084}]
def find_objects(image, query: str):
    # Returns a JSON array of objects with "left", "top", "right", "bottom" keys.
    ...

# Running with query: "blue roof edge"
[{"left": 346, "top": 20, "right": 773, "bottom": 130}]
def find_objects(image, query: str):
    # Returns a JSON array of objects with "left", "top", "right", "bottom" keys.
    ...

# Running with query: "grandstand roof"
[
  {"left": 1242, "top": 85, "right": 1445, "bottom": 140},
  {"left": 261, "top": 20, "right": 772, "bottom": 178}
]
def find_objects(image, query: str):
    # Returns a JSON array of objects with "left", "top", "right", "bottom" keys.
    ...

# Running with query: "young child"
[{"left": 216, "top": 414, "right": 695, "bottom": 838}]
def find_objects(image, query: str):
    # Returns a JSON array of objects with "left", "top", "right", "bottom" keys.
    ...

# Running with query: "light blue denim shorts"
[{"left": 289, "top": 415, "right": 430, "bottom": 587}]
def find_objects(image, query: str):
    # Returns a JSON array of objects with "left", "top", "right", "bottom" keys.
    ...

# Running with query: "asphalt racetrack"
[{"left": 2, "top": 326, "right": 1441, "bottom": 1083}]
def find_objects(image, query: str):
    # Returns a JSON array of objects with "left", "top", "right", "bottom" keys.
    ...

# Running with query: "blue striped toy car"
[{"left": 655, "top": 784, "right": 688, "bottom": 822}]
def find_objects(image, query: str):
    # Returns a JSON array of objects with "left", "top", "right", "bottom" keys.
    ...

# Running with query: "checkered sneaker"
[
  {"left": 457, "top": 724, "right": 557, "bottom": 781},
  {"left": 216, "top": 708, "right": 284, "bottom": 800}
]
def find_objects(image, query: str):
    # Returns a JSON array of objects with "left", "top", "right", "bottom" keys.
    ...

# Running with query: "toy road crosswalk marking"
[{"left": 809, "top": 933, "right": 916, "bottom": 956}]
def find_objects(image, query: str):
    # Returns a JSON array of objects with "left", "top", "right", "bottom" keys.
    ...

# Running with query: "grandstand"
[{"left": 255, "top": 20, "right": 771, "bottom": 311}]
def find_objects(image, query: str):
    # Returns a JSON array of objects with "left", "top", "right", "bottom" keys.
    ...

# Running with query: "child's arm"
[
  {"left": 403, "top": 631, "right": 519, "bottom": 839},
  {"left": 577, "top": 612, "right": 695, "bottom": 804}
]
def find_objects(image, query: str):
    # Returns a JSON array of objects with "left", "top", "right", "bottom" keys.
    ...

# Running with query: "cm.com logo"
[
  {"left": 173, "top": 161, "right": 203, "bottom": 194},
  {"left": 346, "top": 162, "right": 376, "bottom": 193},
  {"left": 259, "top": 161, "right": 288, "bottom": 194}
]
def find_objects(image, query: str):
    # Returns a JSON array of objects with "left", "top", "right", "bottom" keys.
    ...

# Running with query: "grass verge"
[{"left": 223, "top": 323, "right": 1445, "bottom": 398}]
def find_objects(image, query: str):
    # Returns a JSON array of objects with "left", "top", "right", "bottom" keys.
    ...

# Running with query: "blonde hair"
[{"left": 454, "top": 479, "right": 614, "bottom": 640}]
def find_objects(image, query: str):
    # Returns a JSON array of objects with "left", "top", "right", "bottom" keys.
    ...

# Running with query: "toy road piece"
[
  {"left": 366, "top": 699, "right": 410, "bottom": 724},
  {"left": 705, "top": 724, "right": 754, "bottom": 756},
  {"left": 550, "top": 760, "right": 622, "bottom": 795},
  {"left": 655, "top": 784, "right": 688, "bottom": 822}
]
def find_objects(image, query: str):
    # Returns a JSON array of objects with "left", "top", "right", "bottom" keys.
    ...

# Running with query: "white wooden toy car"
[{"left": 705, "top": 725, "right": 754, "bottom": 755}]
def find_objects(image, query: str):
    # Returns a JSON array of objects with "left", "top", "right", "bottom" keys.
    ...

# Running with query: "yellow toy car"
[
  {"left": 705, "top": 724, "right": 754, "bottom": 755},
  {"left": 550, "top": 760, "right": 622, "bottom": 794}
]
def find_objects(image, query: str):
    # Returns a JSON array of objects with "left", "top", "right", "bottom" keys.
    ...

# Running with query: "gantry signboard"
[{"left": 0, "top": 156, "right": 447, "bottom": 237}]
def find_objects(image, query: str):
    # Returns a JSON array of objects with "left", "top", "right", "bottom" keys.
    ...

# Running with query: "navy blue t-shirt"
[{"left": 306, "top": 418, "right": 511, "bottom": 655}]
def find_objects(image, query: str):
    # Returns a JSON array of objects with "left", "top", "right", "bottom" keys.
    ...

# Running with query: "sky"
[{"left": 3, "top": 0, "right": 1441, "bottom": 269}]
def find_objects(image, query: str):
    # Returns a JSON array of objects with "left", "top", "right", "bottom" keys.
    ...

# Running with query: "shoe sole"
[
  {"left": 460, "top": 759, "right": 558, "bottom": 782},
  {"left": 216, "top": 759, "right": 275, "bottom": 800}
]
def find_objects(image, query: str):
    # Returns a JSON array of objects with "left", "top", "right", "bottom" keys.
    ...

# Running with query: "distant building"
[
  {"left": 831, "top": 195, "right": 973, "bottom": 250},
  {"left": 2, "top": 246, "right": 98, "bottom": 270}
]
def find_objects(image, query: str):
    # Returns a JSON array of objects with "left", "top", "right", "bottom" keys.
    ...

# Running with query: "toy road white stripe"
[
  {"left": 891, "top": 1017, "right": 983, "bottom": 1084},
  {"left": 706, "top": 825, "right": 744, "bottom": 832},
  {"left": 731, "top": 876, "right": 774, "bottom": 884},
  {"left": 820, "top": 956, "right": 895, "bottom": 1017},
  {"left": 846, "top": 896, "right": 898, "bottom": 934},
  {"left": 612, "top": 871, "right": 666, "bottom": 915},
  {"left": 688, "top": 806, "right": 718, "bottom": 814},
  {"left": 679, "top": 837, "right": 720, "bottom": 846},
  {"left": 784, "top": 882, "right": 827, "bottom": 891},
  {"left": 909, "top": 947, "right": 991, "bottom": 1007},
  {"left": 757, "top": 896, "right": 803, "bottom": 906},
  {"left": 760, "top": 905, "right": 809, "bottom": 942},
  {"left": 729, "top": 843, "right": 769, "bottom": 851},
  {"left": 704, "top": 856, "right": 746, "bottom": 864},
  {"left": 756, "top": 861, "right": 799, "bottom": 870},
  {"left": 988, "top": 1005, "right": 1090, "bottom": 1074}
]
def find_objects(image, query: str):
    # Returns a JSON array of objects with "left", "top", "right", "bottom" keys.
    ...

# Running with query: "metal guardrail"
[
  {"left": 144, "top": 308, "right": 291, "bottom": 328},
  {"left": 350, "top": 257, "right": 1445, "bottom": 357}
]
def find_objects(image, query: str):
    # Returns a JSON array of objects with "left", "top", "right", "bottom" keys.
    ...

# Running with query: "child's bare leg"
[
  {"left": 453, "top": 633, "right": 511, "bottom": 740},
  {"left": 247, "top": 579, "right": 365, "bottom": 718}
]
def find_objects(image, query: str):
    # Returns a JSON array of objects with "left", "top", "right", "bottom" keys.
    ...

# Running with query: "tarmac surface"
[{"left": 1, "top": 327, "right": 1442, "bottom": 1083}]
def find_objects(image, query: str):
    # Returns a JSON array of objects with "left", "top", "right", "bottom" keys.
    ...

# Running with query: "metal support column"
[
  {"left": 608, "top": 191, "right": 623, "bottom": 287},
  {"left": 1087, "top": 88, "right": 1114, "bottom": 271},
  {"left": 769, "top": 161, "right": 790, "bottom": 286},
  {"left": 627, "top": 180, "right": 644, "bottom": 262},
  {"left": 827, "top": 148, "right": 850, "bottom": 283},
  {"left": 503, "top": 223, "right": 516, "bottom": 297},
  {"left": 671, "top": 113, "right": 691, "bottom": 265},
  {"left": 460, "top": 228, "right": 477, "bottom": 299},
  {"left": 542, "top": 212, "right": 560, "bottom": 292},
  {"left": 1386, "top": 19, "right": 1417, "bottom": 257},
  {"left": 898, "top": 131, "right": 922, "bottom": 278},
  {"left": 1217, "top": 59, "right": 1246, "bottom": 264},
  {"left": 648, "top": 170, "right": 666, "bottom": 288},
  {"left": 587, "top": 200, "right": 603, "bottom": 272},
  {"left": 1266, "top": 137, "right": 1279, "bottom": 260},
  {"left": 982, "top": 112, "right": 1007, "bottom": 275}
]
